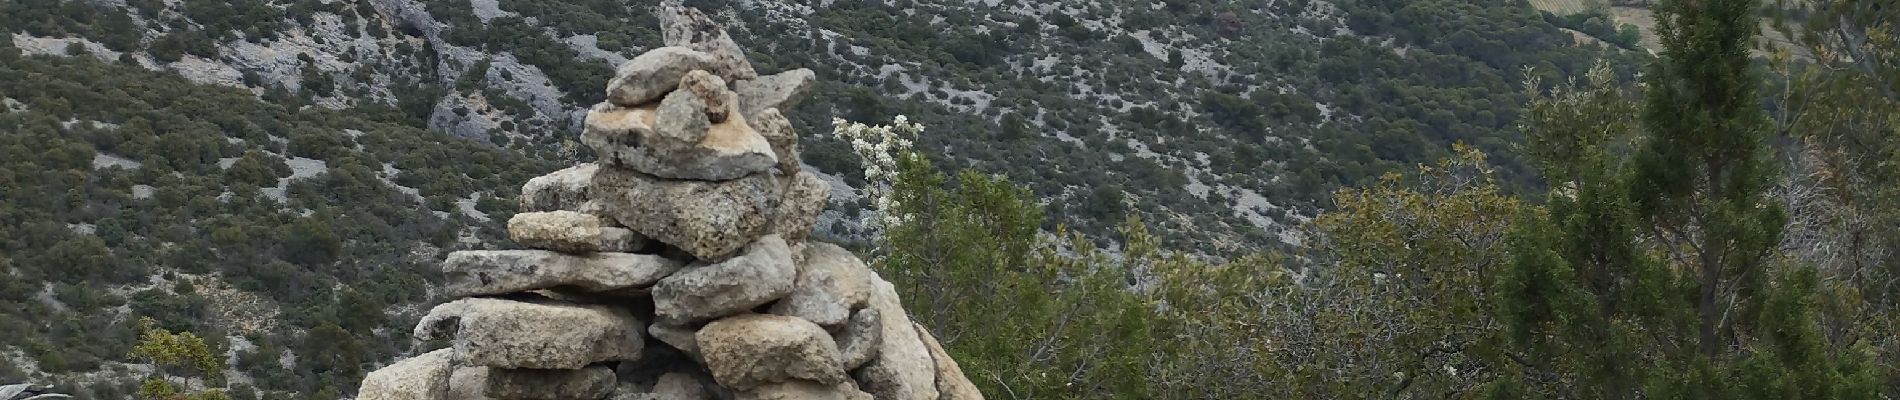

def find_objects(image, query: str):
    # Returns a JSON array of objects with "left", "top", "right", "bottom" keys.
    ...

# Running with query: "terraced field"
[{"left": 1528, "top": 0, "right": 1607, "bottom": 15}]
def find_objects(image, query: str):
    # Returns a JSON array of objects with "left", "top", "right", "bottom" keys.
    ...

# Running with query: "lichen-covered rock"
[
  {"left": 915, "top": 324, "right": 984, "bottom": 400},
  {"left": 652, "top": 236, "right": 795, "bottom": 322},
  {"left": 680, "top": 70, "right": 735, "bottom": 123},
  {"left": 508, "top": 211, "right": 646, "bottom": 253},
  {"left": 442, "top": 250, "right": 683, "bottom": 297},
  {"left": 833, "top": 307, "right": 883, "bottom": 371},
  {"left": 485, "top": 366, "right": 619, "bottom": 400},
  {"left": 769, "top": 170, "right": 829, "bottom": 242},
  {"left": 520, "top": 164, "right": 600, "bottom": 212},
  {"left": 606, "top": 47, "right": 715, "bottom": 107},
  {"left": 697, "top": 314, "right": 847, "bottom": 390},
  {"left": 768, "top": 242, "right": 869, "bottom": 327},
  {"left": 735, "top": 69, "right": 814, "bottom": 120},
  {"left": 853, "top": 277, "right": 941, "bottom": 400},
  {"left": 660, "top": 7, "right": 757, "bottom": 81},
  {"left": 654, "top": 83, "right": 713, "bottom": 144},
  {"left": 582, "top": 99, "right": 776, "bottom": 182},
  {"left": 749, "top": 108, "right": 801, "bottom": 175},
  {"left": 736, "top": 380, "right": 873, "bottom": 400},
  {"left": 415, "top": 298, "right": 645, "bottom": 369},
  {"left": 358, "top": 349, "right": 457, "bottom": 400},
  {"left": 590, "top": 168, "right": 782, "bottom": 260}
]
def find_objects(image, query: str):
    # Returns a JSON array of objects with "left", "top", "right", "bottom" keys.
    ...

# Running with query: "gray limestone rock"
[
  {"left": 660, "top": 7, "right": 757, "bottom": 81},
  {"left": 697, "top": 314, "right": 847, "bottom": 390},
  {"left": 415, "top": 298, "right": 645, "bottom": 369},
  {"left": 606, "top": 47, "right": 716, "bottom": 107},
  {"left": 589, "top": 168, "right": 782, "bottom": 260},
  {"left": 652, "top": 236, "right": 796, "bottom": 322},
  {"left": 442, "top": 250, "right": 683, "bottom": 297}
]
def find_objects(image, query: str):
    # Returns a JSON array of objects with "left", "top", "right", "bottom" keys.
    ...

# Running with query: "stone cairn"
[{"left": 356, "top": 7, "right": 982, "bottom": 400}]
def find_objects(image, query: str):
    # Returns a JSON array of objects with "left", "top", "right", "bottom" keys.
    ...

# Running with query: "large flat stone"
[
  {"left": 508, "top": 211, "right": 646, "bottom": 253},
  {"left": 415, "top": 298, "right": 645, "bottom": 369},
  {"left": 486, "top": 366, "right": 618, "bottom": 400},
  {"left": 589, "top": 167, "right": 782, "bottom": 260},
  {"left": 606, "top": 46, "right": 716, "bottom": 107},
  {"left": 652, "top": 235, "right": 796, "bottom": 323},
  {"left": 357, "top": 348, "right": 457, "bottom": 400},
  {"left": 442, "top": 250, "right": 683, "bottom": 297},
  {"left": 697, "top": 314, "right": 847, "bottom": 390},
  {"left": 520, "top": 164, "right": 600, "bottom": 213},
  {"left": 768, "top": 242, "right": 870, "bottom": 328}
]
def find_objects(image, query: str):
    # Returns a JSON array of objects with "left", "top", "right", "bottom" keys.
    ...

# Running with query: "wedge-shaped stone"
[
  {"left": 833, "top": 307, "right": 882, "bottom": 371},
  {"left": 735, "top": 69, "right": 814, "bottom": 120},
  {"left": 750, "top": 108, "right": 801, "bottom": 175},
  {"left": 769, "top": 170, "right": 831, "bottom": 243},
  {"left": 768, "top": 242, "right": 869, "bottom": 327},
  {"left": 660, "top": 7, "right": 757, "bottom": 81},
  {"left": 508, "top": 211, "right": 646, "bottom": 253},
  {"left": 415, "top": 298, "right": 644, "bottom": 369},
  {"left": 606, "top": 46, "right": 716, "bottom": 107},
  {"left": 652, "top": 236, "right": 795, "bottom": 322},
  {"left": 520, "top": 164, "right": 600, "bottom": 213},
  {"left": 852, "top": 276, "right": 940, "bottom": 400},
  {"left": 698, "top": 314, "right": 847, "bottom": 390},
  {"left": 590, "top": 168, "right": 782, "bottom": 260},
  {"left": 916, "top": 323, "right": 984, "bottom": 400},
  {"left": 582, "top": 100, "right": 777, "bottom": 181},
  {"left": 443, "top": 250, "right": 683, "bottom": 297},
  {"left": 358, "top": 348, "right": 456, "bottom": 400}
]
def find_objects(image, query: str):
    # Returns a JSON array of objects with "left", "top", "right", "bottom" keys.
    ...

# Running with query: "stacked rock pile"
[{"left": 355, "top": 7, "right": 981, "bottom": 400}]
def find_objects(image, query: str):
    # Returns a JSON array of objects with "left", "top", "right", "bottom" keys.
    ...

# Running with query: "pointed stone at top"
[{"left": 662, "top": 6, "right": 758, "bottom": 81}]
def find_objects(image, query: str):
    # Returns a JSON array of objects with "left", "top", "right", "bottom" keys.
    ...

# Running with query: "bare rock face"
[
  {"left": 652, "top": 236, "right": 796, "bottom": 323},
  {"left": 916, "top": 324, "right": 985, "bottom": 400},
  {"left": 442, "top": 250, "right": 683, "bottom": 297},
  {"left": 606, "top": 47, "right": 716, "bottom": 107},
  {"left": 358, "top": 349, "right": 457, "bottom": 400},
  {"left": 660, "top": 7, "right": 757, "bottom": 81},
  {"left": 697, "top": 314, "right": 848, "bottom": 390},
  {"left": 735, "top": 69, "right": 815, "bottom": 120},
  {"left": 589, "top": 168, "right": 781, "bottom": 260},
  {"left": 768, "top": 242, "right": 870, "bottom": 327},
  {"left": 853, "top": 278, "right": 942, "bottom": 400},
  {"left": 415, "top": 298, "right": 645, "bottom": 369},
  {"left": 509, "top": 210, "right": 646, "bottom": 253}
]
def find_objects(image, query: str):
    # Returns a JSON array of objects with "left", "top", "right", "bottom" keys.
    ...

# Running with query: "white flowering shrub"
[{"left": 833, "top": 115, "right": 923, "bottom": 231}]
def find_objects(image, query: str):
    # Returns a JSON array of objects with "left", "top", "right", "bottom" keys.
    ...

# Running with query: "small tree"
[{"left": 129, "top": 318, "right": 230, "bottom": 400}]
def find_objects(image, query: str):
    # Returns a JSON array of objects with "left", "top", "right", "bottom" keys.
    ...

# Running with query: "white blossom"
[{"left": 833, "top": 116, "right": 924, "bottom": 231}]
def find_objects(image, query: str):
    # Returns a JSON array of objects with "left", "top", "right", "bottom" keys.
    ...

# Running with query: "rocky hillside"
[{"left": 3, "top": 0, "right": 1640, "bottom": 253}]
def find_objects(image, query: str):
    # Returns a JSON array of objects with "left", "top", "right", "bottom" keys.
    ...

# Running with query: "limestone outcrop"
[{"left": 356, "top": 7, "right": 982, "bottom": 400}]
